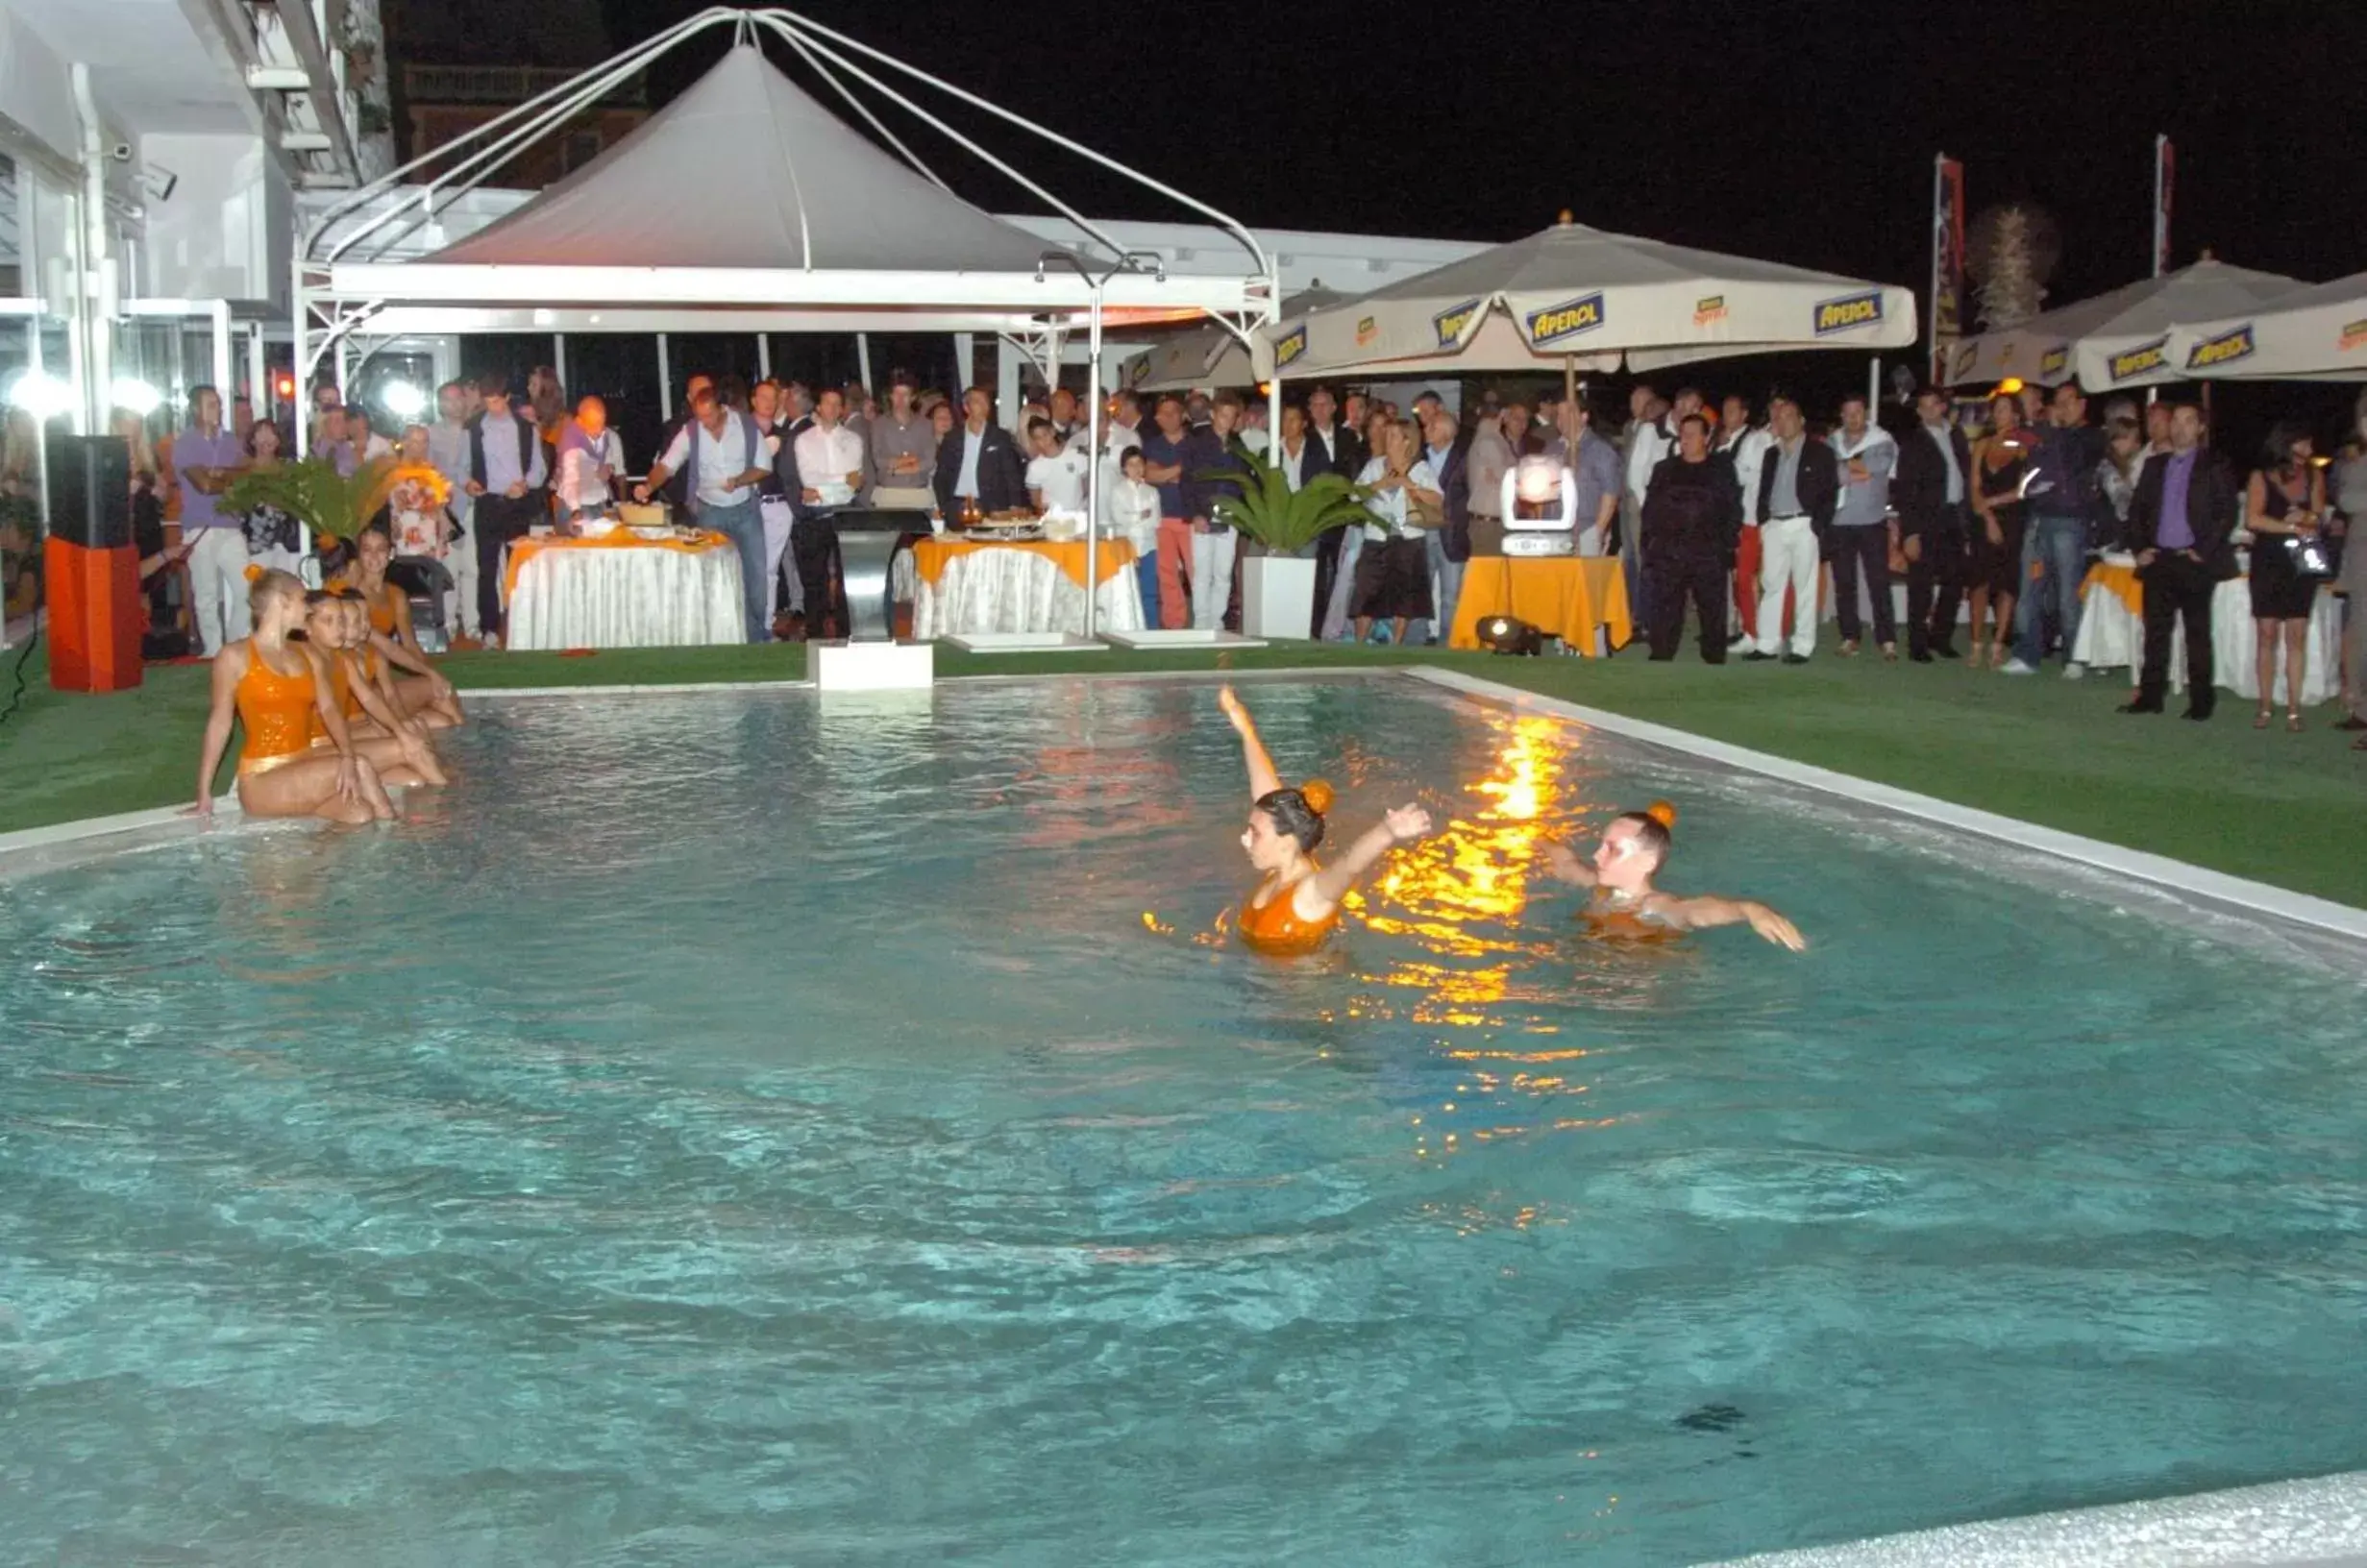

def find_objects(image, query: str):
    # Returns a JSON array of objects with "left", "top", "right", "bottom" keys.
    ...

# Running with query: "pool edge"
[{"left": 1403, "top": 666, "right": 2367, "bottom": 943}]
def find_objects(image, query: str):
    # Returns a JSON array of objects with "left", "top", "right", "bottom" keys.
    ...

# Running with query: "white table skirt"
[
  {"left": 505, "top": 541, "right": 746, "bottom": 650},
  {"left": 2072, "top": 576, "right": 2341, "bottom": 704},
  {"left": 911, "top": 546, "right": 1147, "bottom": 639}
]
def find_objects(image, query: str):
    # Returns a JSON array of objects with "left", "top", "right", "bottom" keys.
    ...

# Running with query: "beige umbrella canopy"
[
  {"left": 2166, "top": 269, "right": 2367, "bottom": 381},
  {"left": 1942, "top": 257, "right": 2304, "bottom": 390}
]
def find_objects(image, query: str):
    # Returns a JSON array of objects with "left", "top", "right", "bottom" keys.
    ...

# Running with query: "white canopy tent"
[
  {"left": 297, "top": 6, "right": 1279, "bottom": 638},
  {"left": 1260, "top": 216, "right": 1917, "bottom": 396},
  {"left": 1941, "top": 257, "right": 2303, "bottom": 392},
  {"left": 2164, "top": 270, "right": 2367, "bottom": 382}
]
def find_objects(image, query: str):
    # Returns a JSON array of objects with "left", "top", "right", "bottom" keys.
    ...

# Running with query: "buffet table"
[
  {"left": 2073, "top": 559, "right": 2343, "bottom": 703},
  {"left": 1448, "top": 556, "right": 1633, "bottom": 655},
  {"left": 908, "top": 536, "right": 1146, "bottom": 639},
  {"left": 503, "top": 530, "right": 746, "bottom": 651}
]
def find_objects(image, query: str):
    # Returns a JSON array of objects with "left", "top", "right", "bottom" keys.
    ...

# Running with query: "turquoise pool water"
[{"left": 3, "top": 674, "right": 2364, "bottom": 1565}]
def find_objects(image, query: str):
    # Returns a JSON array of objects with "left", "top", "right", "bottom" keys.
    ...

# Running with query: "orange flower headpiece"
[
  {"left": 1642, "top": 800, "right": 1677, "bottom": 832},
  {"left": 243, "top": 563, "right": 265, "bottom": 583},
  {"left": 1297, "top": 778, "right": 1335, "bottom": 816}
]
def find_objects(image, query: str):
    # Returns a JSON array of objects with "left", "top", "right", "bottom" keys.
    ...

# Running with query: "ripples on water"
[{"left": 2, "top": 675, "right": 2364, "bottom": 1566}]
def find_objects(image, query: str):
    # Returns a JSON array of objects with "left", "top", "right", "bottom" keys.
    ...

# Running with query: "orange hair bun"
[
  {"left": 1643, "top": 800, "right": 1678, "bottom": 831},
  {"left": 1298, "top": 778, "right": 1336, "bottom": 816},
  {"left": 243, "top": 563, "right": 265, "bottom": 583}
]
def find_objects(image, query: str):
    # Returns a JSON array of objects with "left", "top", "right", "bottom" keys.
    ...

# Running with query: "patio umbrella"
[
  {"left": 1122, "top": 288, "right": 1347, "bottom": 391},
  {"left": 1262, "top": 214, "right": 1916, "bottom": 399},
  {"left": 2164, "top": 269, "right": 2367, "bottom": 381},
  {"left": 1941, "top": 257, "right": 2303, "bottom": 391}
]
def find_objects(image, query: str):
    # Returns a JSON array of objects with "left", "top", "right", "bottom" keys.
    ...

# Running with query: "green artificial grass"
[{"left": 4, "top": 635, "right": 2362, "bottom": 909}]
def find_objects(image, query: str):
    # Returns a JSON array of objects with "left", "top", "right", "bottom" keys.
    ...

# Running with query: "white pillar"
[
  {"left": 997, "top": 338, "right": 1021, "bottom": 434},
  {"left": 1084, "top": 295, "right": 1103, "bottom": 639},
  {"left": 756, "top": 333, "right": 772, "bottom": 380},
  {"left": 656, "top": 332, "right": 672, "bottom": 419},
  {"left": 553, "top": 331, "right": 568, "bottom": 394},
  {"left": 246, "top": 323, "right": 266, "bottom": 420},
  {"left": 953, "top": 331, "right": 974, "bottom": 393},
  {"left": 856, "top": 331, "right": 874, "bottom": 394}
]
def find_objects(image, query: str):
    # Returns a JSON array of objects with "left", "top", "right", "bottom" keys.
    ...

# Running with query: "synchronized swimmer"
[
  {"left": 191, "top": 540, "right": 463, "bottom": 824},
  {"left": 1219, "top": 686, "right": 1806, "bottom": 955}
]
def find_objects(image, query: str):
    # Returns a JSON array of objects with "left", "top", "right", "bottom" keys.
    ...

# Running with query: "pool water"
[{"left": 4, "top": 674, "right": 2364, "bottom": 1566}]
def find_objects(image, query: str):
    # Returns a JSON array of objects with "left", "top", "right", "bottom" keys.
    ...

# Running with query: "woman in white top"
[{"left": 1350, "top": 418, "right": 1443, "bottom": 645}]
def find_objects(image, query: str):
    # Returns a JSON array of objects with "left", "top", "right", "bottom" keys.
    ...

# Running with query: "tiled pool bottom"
[{"left": 3, "top": 673, "right": 2364, "bottom": 1566}]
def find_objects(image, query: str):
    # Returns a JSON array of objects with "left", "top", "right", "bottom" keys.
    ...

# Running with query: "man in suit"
[
  {"left": 933, "top": 386, "right": 1028, "bottom": 520},
  {"left": 462, "top": 375, "right": 548, "bottom": 646},
  {"left": 2120, "top": 401, "right": 2238, "bottom": 720},
  {"left": 1301, "top": 384, "right": 1366, "bottom": 637},
  {"left": 1748, "top": 395, "right": 1838, "bottom": 663},
  {"left": 1640, "top": 413, "right": 1743, "bottom": 663},
  {"left": 1893, "top": 386, "right": 1974, "bottom": 662},
  {"left": 1419, "top": 404, "right": 1474, "bottom": 643}
]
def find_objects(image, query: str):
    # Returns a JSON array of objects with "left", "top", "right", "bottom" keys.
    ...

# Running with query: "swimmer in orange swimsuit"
[
  {"left": 1219, "top": 684, "right": 1433, "bottom": 955},
  {"left": 1540, "top": 801, "right": 1807, "bottom": 949},
  {"left": 347, "top": 527, "right": 464, "bottom": 728},
  {"left": 301, "top": 591, "right": 448, "bottom": 789},
  {"left": 191, "top": 568, "right": 397, "bottom": 823}
]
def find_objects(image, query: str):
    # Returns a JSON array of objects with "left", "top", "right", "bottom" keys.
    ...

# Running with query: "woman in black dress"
[
  {"left": 2245, "top": 422, "right": 2329, "bottom": 731},
  {"left": 1968, "top": 392, "right": 2031, "bottom": 670}
]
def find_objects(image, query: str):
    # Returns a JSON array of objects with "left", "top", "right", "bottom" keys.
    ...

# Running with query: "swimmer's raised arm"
[
  {"left": 1217, "top": 685, "right": 1282, "bottom": 802},
  {"left": 1302, "top": 804, "right": 1432, "bottom": 916},
  {"left": 1646, "top": 894, "right": 1807, "bottom": 951},
  {"left": 1540, "top": 840, "right": 1598, "bottom": 889}
]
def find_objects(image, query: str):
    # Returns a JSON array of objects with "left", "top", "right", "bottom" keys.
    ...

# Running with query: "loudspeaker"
[{"left": 45, "top": 432, "right": 132, "bottom": 550}]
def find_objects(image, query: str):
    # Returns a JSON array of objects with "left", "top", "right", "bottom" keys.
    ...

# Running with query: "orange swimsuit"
[
  {"left": 308, "top": 651, "right": 361, "bottom": 743},
  {"left": 367, "top": 585, "right": 400, "bottom": 639},
  {"left": 1580, "top": 890, "right": 1684, "bottom": 944},
  {"left": 234, "top": 644, "right": 318, "bottom": 776},
  {"left": 1238, "top": 870, "right": 1341, "bottom": 955}
]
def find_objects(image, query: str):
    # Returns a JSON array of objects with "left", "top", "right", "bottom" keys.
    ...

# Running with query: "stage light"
[
  {"left": 273, "top": 371, "right": 297, "bottom": 401},
  {"left": 1477, "top": 615, "right": 1542, "bottom": 656},
  {"left": 109, "top": 377, "right": 162, "bottom": 415},
  {"left": 382, "top": 380, "right": 428, "bottom": 420},
  {"left": 1994, "top": 377, "right": 2025, "bottom": 396},
  {"left": 3, "top": 369, "right": 74, "bottom": 420}
]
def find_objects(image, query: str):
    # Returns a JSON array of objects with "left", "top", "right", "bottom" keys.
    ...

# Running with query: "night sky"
[{"left": 574, "top": 0, "right": 2367, "bottom": 442}]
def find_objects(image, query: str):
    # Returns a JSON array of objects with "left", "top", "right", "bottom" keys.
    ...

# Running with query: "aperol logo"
[
  {"left": 1274, "top": 325, "right": 1308, "bottom": 368},
  {"left": 1355, "top": 315, "right": 1378, "bottom": 347},
  {"left": 1432, "top": 298, "right": 1483, "bottom": 348},
  {"left": 1526, "top": 292, "right": 1606, "bottom": 345},
  {"left": 2038, "top": 347, "right": 2068, "bottom": 380},
  {"left": 1692, "top": 294, "right": 1728, "bottom": 328},
  {"left": 2184, "top": 324, "right": 2256, "bottom": 370},
  {"left": 1813, "top": 290, "right": 1885, "bottom": 334},
  {"left": 2340, "top": 318, "right": 2367, "bottom": 353},
  {"left": 2108, "top": 335, "right": 2170, "bottom": 381}
]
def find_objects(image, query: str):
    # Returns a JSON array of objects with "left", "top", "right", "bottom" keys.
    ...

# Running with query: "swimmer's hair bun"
[
  {"left": 1643, "top": 800, "right": 1678, "bottom": 831},
  {"left": 243, "top": 563, "right": 265, "bottom": 583},
  {"left": 1298, "top": 778, "right": 1335, "bottom": 817}
]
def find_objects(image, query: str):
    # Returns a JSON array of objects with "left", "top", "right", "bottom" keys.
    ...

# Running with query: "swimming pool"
[{"left": 4, "top": 674, "right": 2363, "bottom": 1565}]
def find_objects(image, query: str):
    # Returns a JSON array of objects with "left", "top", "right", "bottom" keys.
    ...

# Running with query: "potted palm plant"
[
  {"left": 1200, "top": 458, "right": 1376, "bottom": 640},
  {"left": 221, "top": 453, "right": 407, "bottom": 576}
]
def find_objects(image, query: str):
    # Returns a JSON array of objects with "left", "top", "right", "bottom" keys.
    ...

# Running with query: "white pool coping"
[
  {"left": 5, "top": 662, "right": 2367, "bottom": 1561},
  {"left": 1708, "top": 1470, "right": 2367, "bottom": 1567}
]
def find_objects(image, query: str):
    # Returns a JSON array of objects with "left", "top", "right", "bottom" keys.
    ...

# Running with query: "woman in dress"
[
  {"left": 238, "top": 419, "right": 305, "bottom": 576},
  {"left": 343, "top": 526, "right": 465, "bottom": 727},
  {"left": 2243, "top": 423, "right": 2329, "bottom": 731},
  {"left": 192, "top": 569, "right": 396, "bottom": 823},
  {"left": 1218, "top": 685, "right": 1431, "bottom": 956},
  {"left": 1968, "top": 392, "right": 2031, "bottom": 670},
  {"left": 1350, "top": 418, "right": 1442, "bottom": 646}
]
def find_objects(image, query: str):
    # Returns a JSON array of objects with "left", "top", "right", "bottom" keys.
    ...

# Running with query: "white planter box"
[{"left": 1241, "top": 554, "right": 1317, "bottom": 641}]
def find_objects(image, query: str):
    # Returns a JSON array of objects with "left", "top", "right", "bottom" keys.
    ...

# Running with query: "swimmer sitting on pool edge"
[
  {"left": 1220, "top": 685, "right": 1433, "bottom": 955},
  {"left": 1541, "top": 802, "right": 1808, "bottom": 950}
]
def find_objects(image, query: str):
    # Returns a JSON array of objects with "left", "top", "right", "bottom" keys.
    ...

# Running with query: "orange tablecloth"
[
  {"left": 909, "top": 535, "right": 1137, "bottom": 592},
  {"left": 502, "top": 528, "right": 729, "bottom": 602},
  {"left": 1449, "top": 556, "right": 1633, "bottom": 655},
  {"left": 2079, "top": 561, "right": 2144, "bottom": 617}
]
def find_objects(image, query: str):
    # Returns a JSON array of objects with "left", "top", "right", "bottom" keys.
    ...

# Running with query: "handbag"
[{"left": 2283, "top": 531, "right": 2334, "bottom": 581}]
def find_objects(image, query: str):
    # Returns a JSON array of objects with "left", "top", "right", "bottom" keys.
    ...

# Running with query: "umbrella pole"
[
  {"left": 1085, "top": 290, "right": 1102, "bottom": 642},
  {"left": 1563, "top": 354, "right": 1576, "bottom": 410}
]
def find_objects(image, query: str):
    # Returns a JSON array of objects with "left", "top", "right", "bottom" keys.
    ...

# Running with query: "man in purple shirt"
[
  {"left": 174, "top": 385, "right": 250, "bottom": 656},
  {"left": 2121, "top": 402, "right": 2238, "bottom": 719}
]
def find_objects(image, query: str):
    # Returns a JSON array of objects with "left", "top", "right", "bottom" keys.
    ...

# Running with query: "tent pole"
[
  {"left": 756, "top": 333, "right": 771, "bottom": 380},
  {"left": 1563, "top": 353, "right": 1575, "bottom": 410},
  {"left": 1868, "top": 356, "right": 1880, "bottom": 412},
  {"left": 1085, "top": 294, "right": 1102, "bottom": 641}
]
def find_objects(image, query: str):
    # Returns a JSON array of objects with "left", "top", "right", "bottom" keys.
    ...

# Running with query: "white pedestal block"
[
  {"left": 812, "top": 640, "right": 935, "bottom": 691},
  {"left": 941, "top": 632, "right": 1108, "bottom": 653},
  {"left": 1100, "top": 628, "right": 1270, "bottom": 650}
]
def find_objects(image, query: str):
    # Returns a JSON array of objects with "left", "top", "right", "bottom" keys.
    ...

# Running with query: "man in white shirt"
[
  {"left": 426, "top": 380, "right": 480, "bottom": 641},
  {"left": 1715, "top": 394, "right": 1774, "bottom": 646},
  {"left": 555, "top": 395, "right": 627, "bottom": 519},
  {"left": 1024, "top": 418, "right": 1091, "bottom": 514},
  {"left": 792, "top": 387, "right": 867, "bottom": 510},
  {"left": 636, "top": 385, "right": 772, "bottom": 643}
]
